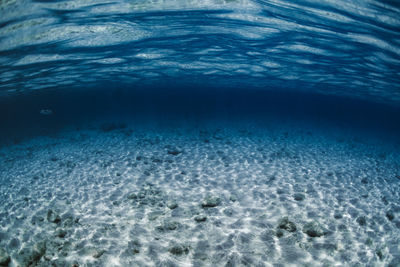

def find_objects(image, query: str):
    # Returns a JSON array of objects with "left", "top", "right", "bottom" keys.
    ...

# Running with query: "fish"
[{"left": 40, "top": 109, "right": 53, "bottom": 115}]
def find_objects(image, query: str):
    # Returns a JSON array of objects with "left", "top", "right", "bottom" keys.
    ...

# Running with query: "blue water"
[
  {"left": 1, "top": 0, "right": 400, "bottom": 102},
  {"left": 1, "top": 0, "right": 400, "bottom": 142},
  {"left": 1, "top": 1, "right": 400, "bottom": 266}
]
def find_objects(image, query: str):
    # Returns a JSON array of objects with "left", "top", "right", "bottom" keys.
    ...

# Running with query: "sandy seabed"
[{"left": 0, "top": 121, "right": 399, "bottom": 267}]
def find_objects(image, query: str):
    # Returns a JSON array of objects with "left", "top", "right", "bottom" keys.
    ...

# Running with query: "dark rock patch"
[
  {"left": 0, "top": 248, "right": 10, "bottom": 267},
  {"left": 356, "top": 216, "right": 367, "bottom": 226},
  {"left": 127, "top": 239, "right": 141, "bottom": 254},
  {"left": 276, "top": 229, "right": 284, "bottom": 238},
  {"left": 127, "top": 193, "right": 137, "bottom": 200},
  {"left": 156, "top": 220, "right": 180, "bottom": 232},
  {"left": 47, "top": 210, "right": 61, "bottom": 224},
  {"left": 303, "top": 221, "right": 326, "bottom": 237},
  {"left": 93, "top": 249, "right": 106, "bottom": 259},
  {"left": 293, "top": 193, "right": 305, "bottom": 201},
  {"left": 194, "top": 215, "right": 207, "bottom": 222},
  {"left": 376, "top": 248, "right": 384, "bottom": 260},
  {"left": 278, "top": 217, "right": 297, "bottom": 232},
  {"left": 167, "top": 149, "right": 183, "bottom": 156},
  {"left": 167, "top": 201, "right": 178, "bottom": 210},
  {"left": 334, "top": 211, "right": 343, "bottom": 219},
  {"left": 386, "top": 210, "right": 395, "bottom": 221},
  {"left": 148, "top": 211, "right": 164, "bottom": 221},
  {"left": 15, "top": 241, "right": 46, "bottom": 267},
  {"left": 229, "top": 195, "right": 237, "bottom": 202},
  {"left": 168, "top": 243, "right": 190, "bottom": 256},
  {"left": 56, "top": 229, "right": 67, "bottom": 238},
  {"left": 201, "top": 196, "right": 221, "bottom": 208}
]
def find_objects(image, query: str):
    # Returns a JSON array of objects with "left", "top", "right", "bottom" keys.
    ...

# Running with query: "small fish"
[{"left": 40, "top": 109, "right": 53, "bottom": 115}]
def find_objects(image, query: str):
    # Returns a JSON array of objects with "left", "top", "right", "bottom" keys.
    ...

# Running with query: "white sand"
[{"left": 0, "top": 121, "right": 399, "bottom": 267}]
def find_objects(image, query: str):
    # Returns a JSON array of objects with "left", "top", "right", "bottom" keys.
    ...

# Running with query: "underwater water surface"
[{"left": 1, "top": 0, "right": 400, "bottom": 266}]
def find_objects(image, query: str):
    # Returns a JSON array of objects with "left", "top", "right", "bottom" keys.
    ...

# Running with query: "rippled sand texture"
[{"left": 0, "top": 123, "right": 399, "bottom": 266}]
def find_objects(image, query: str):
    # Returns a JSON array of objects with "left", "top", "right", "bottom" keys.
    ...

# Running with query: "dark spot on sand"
[
  {"left": 276, "top": 229, "right": 284, "bottom": 238},
  {"left": 167, "top": 200, "right": 178, "bottom": 209},
  {"left": 93, "top": 249, "right": 106, "bottom": 258},
  {"left": 167, "top": 149, "right": 182, "bottom": 156},
  {"left": 56, "top": 229, "right": 67, "bottom": 238},
  {"left": 47, "top": 210, "right": 61, "bottom": 224},
  {"left": 128, "top": 239, "right": 141, "bottom": 254},
  {"left": 0, "top": 248, "right": 10, "bottom": 267},
  {"left": 386, "top": 210, "right": 395, "bottom": 221},
  {"left": 194, "top": 215, "right": 207, "bottom": 222},
  {"left": 15, "top": 241, "right": 46, "bottom": 267},
  {"left": 201, "top": 196, "right": 221, "bottom": 208},
  {"left": 303, "top": 221, "right": 326, "bottom": 237},
  {"left": 357, "top": 216, "right": 367, "bottom": 226},
  {"left": 168, "top": 243, "right": 189, "bottom": 256},
  {"left": 278, "top": 217, "right": 297, "bottom": 232},
  {"left": 293, "top": 193, "right": 305, "bottom": 201}
]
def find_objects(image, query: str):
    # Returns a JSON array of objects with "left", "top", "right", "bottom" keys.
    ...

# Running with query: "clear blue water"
[
  {"left": 1, "top": 0, "right": 400, "bottom": 102},
  {"left": 1, "top": 1, "right": 400, "bottom": 266},
  {"left": 0, "top": 0, "right": 400, "bottom": 142}
]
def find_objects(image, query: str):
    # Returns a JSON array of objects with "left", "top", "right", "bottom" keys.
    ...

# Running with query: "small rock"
[
  {"left": 276, "top": 229, "right": 284, "bottom": 238},
  {"left": 167, "top": 201, "right": 178, "bottom": 210},
  {"left": 127, "top": 193, "right": 138, "bottom": 200},
  {"left": 168, "top": 243, "right": 189, "bottom": 256},
  {"left": 47, "top": 210, "right": 61, "bottom": 224},
  {"left": 164, "top": 221, "right": 179, "bottom": 230},
  {"left": 0, "top": 248, "right": 10, "bottom": 266},
  {"left": 293, "top": 193, "right": 305, "bottom": 201},
  {"left": 156, "top": 220, "right": 180, "bottom": 232},
  {"left": 334, "top": 212, "right": 343, "bottom": 219},
  {"left": 194, "top": 215, "right": 207, "bottom": 222},
  {"left": 128, "top": 239, "right": 141, "bottom": 254},
  {"left": 15, "top": 241, "right": 46, "bottom": 267},
  {"left": 93, "top": 249, "right": 105, "bottom": 258},
  {"left": 148, "top": 211, "right": 163, "bottom": 221},
  {"left": 278, "top": 217, "right": 297, "bottom": 232},
  {"left": 386, "top": 210, "right": 395, "bottom": 221},
  {"left": 167, "top": 149, "right": 182, "bottom": 156},
  {"left": 357, "top": 216, "right": 367, "bottom": 226},
  {"left": 303, "top": 221, "right": 326, "bottom": 237},
  {"left": 201, "top": 196, "right": 221, "bottom": 208},
  {"left": 376, "top": 249, "right": 384, "bottom": 260},
  {"left": 229, "top": 195, "right": 237, "bottom": 202},
  {"left": 56, "top": 229, "right": 67, "bottom": 238}
]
